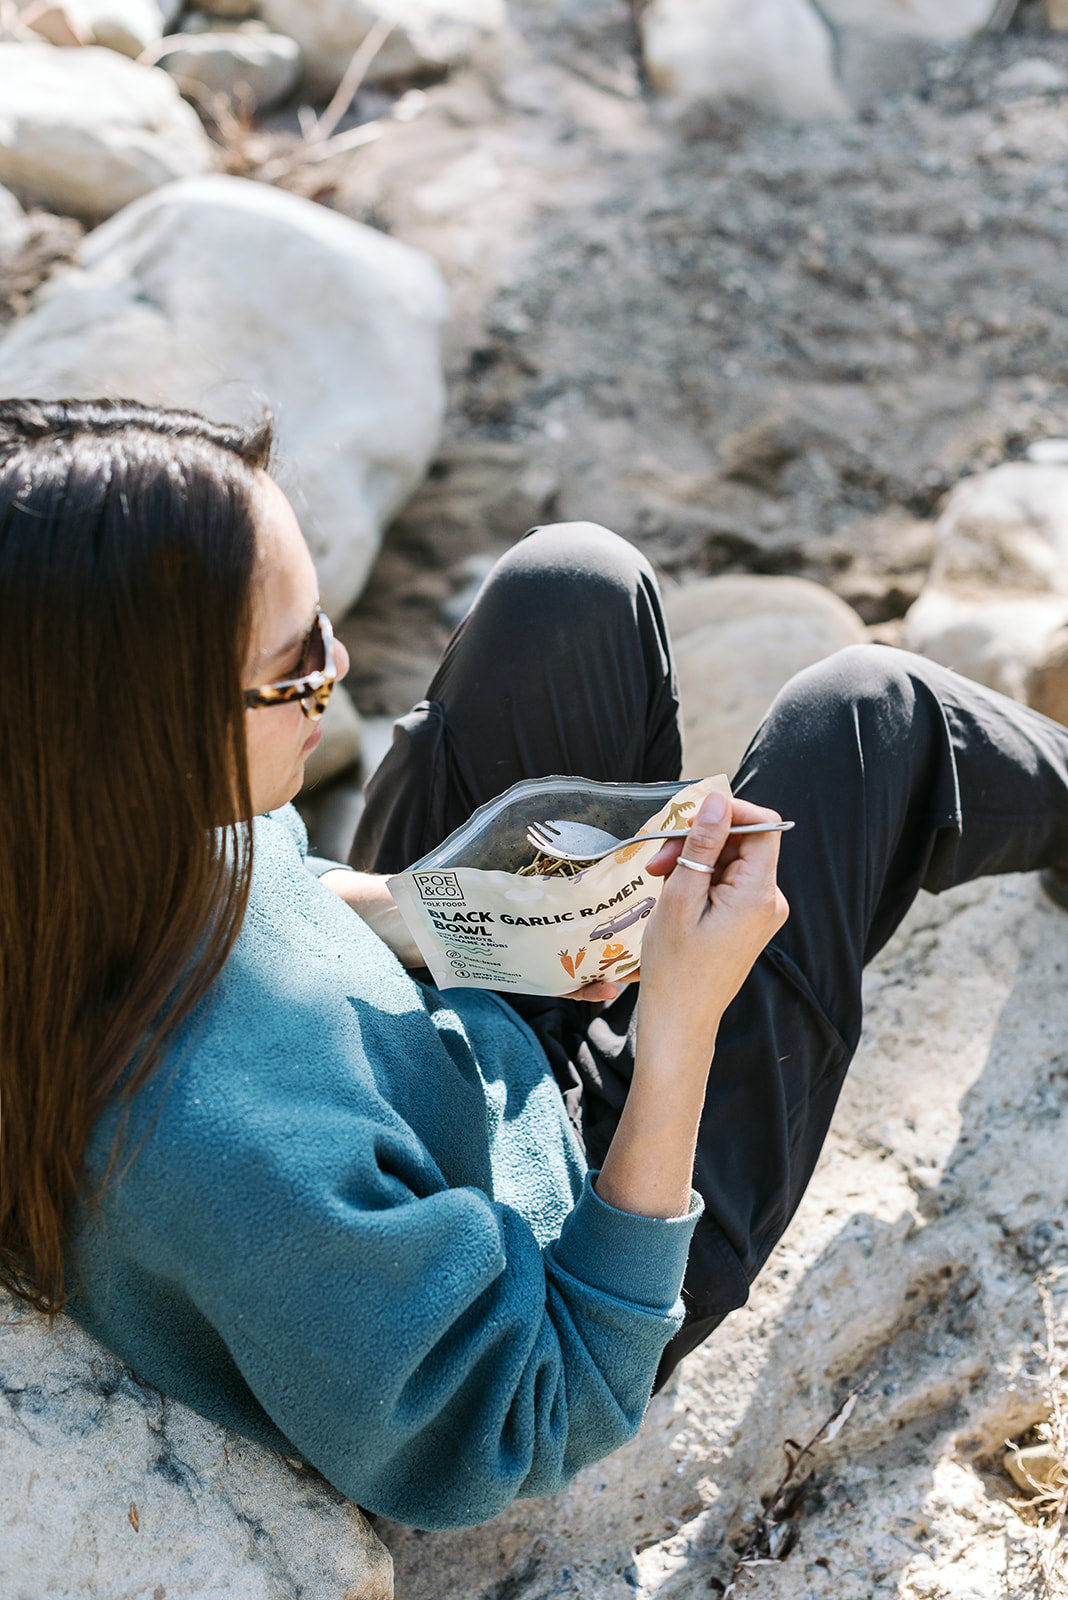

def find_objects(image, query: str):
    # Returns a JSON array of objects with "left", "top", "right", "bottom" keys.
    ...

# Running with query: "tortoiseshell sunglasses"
[{"left": 244, "top": 606, "right": 337, "bottom": 722}]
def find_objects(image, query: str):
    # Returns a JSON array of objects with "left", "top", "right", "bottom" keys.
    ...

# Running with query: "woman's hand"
[
  {"left": 594, "top": 789, "right": 788, "bottom": 1220},
  {"left": 636, "top": 790, "right": 789, "bottom": 1057}
]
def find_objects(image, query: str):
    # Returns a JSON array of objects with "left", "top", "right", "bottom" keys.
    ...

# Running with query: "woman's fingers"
[
  {"left": 646, "top": 793, "right": 786, "bottom": 888},
  {"left": 563, "top": 980, "right": 620, "bottom": 1002},
  {"left": 646, "top": 790, "right": 729, "bottom": 880}
]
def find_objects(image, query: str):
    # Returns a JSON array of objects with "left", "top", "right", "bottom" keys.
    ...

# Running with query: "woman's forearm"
[
  {"left": 594, "top": 1028, "right": 717, "bottom": 1219},
  {"left": 594, "top": 789, "right": 788, "bottom": 1222},
  {"left": 319, "top": 869, "right": 425, "bottom": 966}
]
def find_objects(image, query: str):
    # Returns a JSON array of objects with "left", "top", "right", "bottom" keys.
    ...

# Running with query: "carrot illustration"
[
  {"left": 573, "top": 947, "right": 586, "bottom": 970},
  {"left": 559, "top": 951, "right": 575, "bottom": 979}
]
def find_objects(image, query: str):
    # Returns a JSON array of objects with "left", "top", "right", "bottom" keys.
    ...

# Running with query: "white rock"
[
  {"left": 996, "top": 56, "right": 1068, "bottom": 93},
  {"left": 903, "top": 463, "right": 1068, "bottom": 700},
  {"left": 817, "top": 0, "right": 1004, "bottom": 36},
  {"left": 1028, "top": 437, "right": 1068, "bottom": 464},
  {"left": 64, "top": 0, "right": 183, "bottom": 57},
  {"left": 0, "top": 182, "right": 28, "bottom": 260},
  {"left": 0, "top": 1293, "right": 394, "bottom": 1598},
  {"left": 641, "top": 0, "right": 850, "bottom": 124},
  {"left": 259, "top": 0, "right": 505, "bottom": 98},
  {"left": 663, "top": 574, "right": 868, "bottom": 777},
  {"left": 140, "top": 30, "right": 303, "bottom": 113},
  {"left": 0, "top": 45, "right": 214, "bottom": 221},
  {"left": 0, "top": 174, "right": 447, "bottom": 615},
  {"left": 303, "top": 681, "right": 363, "bottom": 788}
]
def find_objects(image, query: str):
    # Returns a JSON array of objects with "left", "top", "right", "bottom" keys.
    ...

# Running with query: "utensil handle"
[{"left": 727, "top": 821, "right": 795, "bottom": 834}]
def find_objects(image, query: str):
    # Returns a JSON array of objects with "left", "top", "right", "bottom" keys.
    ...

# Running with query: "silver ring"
[{"left": 675, "top": 855, "right": 715, "bottom": 875}]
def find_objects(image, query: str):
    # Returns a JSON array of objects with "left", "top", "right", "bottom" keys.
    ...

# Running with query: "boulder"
[
  {"left": 0, "top": 1293, "right": 394, "bottom": 1598},
  {"left": 902, "top": 463, "right": 1068, "bottom": 703},
  {"left": 663, "top": 574, "right": 868, "bottom": 778},
  {"left": 0, "top": 174, "right": 447, "bottom": 615},
  {"left": 641, "top": 0, "right": 850, "bottom": 124},
  {"left": 817, "top": 0, "right": 1005, "bottom": 35},
  {"left": 140, "top": 29, "right": 303, "bottom": 113},
  {"left": 258, "top": 0, "right": 505, "bottom": 98},
  {"left": 0, "top": 45, "right": 214, "bottom": 221},
  {"left": 42, "top": 0, "right": 185, "bottom": 57}
]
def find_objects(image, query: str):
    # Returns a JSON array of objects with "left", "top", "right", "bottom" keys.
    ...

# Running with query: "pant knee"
[
  {"left": 775, "top": 644, "right": 922, "bottom": 723},
  {"left": 471, "top": 522, "right": 660, "bottom": 636}
]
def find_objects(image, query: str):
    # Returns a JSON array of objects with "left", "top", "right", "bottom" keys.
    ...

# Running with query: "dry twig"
[{"left": 722, "top": 1382, "right": 866, "bottom": 1597}]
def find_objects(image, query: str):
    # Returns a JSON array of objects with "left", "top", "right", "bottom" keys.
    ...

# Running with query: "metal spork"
[{"left": 525, "top": 816, "right": 795, "bottom": 863}]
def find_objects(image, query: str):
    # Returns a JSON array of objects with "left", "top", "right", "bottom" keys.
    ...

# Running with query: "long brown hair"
[{"left": 0, "top": 398, "right": 273, "bottom": 1314}]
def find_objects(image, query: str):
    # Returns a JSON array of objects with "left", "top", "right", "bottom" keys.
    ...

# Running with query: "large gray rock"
[
  {"left": 663, "top": 574, "right": 868, "bottom": 777},
  {"left": 903, "top": 463, "right": 1068, "bottom": 702},
  {"left": 641, "top": 0, "right": 850, "bottom": 124},
  {"left": 0, "top": 175, "right": 447, "bottom": 615},
  {"left": 259, "top": 0, "right": 505, "bottom": 97},
  {"left": 0, "top": 1293, "right": 393, "bottom": 1598},
  {"left": 140, "top": 29, "right": 303, "bottom": 113},
  {"left": 0, "top": 44, "right": 214, "bottom": 221}
]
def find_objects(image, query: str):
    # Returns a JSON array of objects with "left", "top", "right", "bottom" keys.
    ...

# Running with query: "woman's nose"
[{"left": 335, "top": 636, "right": 351, "bottom": 682}]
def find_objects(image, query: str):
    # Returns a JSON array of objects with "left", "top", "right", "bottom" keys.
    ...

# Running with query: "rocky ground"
[{"left": 323, "top": 0, "right": 1068, "bottom": 732}]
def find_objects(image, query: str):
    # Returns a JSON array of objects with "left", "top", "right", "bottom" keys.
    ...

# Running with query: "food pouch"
[{"left": 388, "top": 773, "right": 730, "bottom": 996}]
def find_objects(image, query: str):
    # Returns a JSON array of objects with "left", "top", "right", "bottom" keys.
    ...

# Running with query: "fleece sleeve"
[{"left": 105, "top": 1086, "right": 700, "bottom": 1531}]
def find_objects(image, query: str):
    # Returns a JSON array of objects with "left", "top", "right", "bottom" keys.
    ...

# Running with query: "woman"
[{"left": 2, "top": 398, "right": 1067, "bottom": 1531}]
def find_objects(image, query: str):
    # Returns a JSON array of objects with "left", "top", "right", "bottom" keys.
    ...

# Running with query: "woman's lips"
[{"left": 302, "top": 724, "right": 323, "bottom": 754}]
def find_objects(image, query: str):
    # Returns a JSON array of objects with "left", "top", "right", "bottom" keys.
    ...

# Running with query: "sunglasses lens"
[{"left": 302, "top": 614, "right": 326, "bottom": 676}]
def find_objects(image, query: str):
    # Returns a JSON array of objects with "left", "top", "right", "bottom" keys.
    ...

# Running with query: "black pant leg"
[
  {"left": 653, "top": 643, "right": 1068, "bottom": 1382},
  {"left": 350, "top": 522, "right": 682, "bottom": 875}
]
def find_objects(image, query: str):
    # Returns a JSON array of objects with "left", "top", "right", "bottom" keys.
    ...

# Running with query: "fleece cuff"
[{"left": 551, "top": 1172, "right": 702, "bottom": 1314}]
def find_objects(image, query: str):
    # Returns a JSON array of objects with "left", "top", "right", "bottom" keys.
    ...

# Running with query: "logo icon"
[{"left": 413, "top": 871, "right": 464, "bottom": 904}]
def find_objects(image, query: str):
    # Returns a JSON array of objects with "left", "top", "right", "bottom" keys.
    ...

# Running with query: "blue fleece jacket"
[{"left": 66, "top": 806, "right": 700, "bottom": 1531}]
